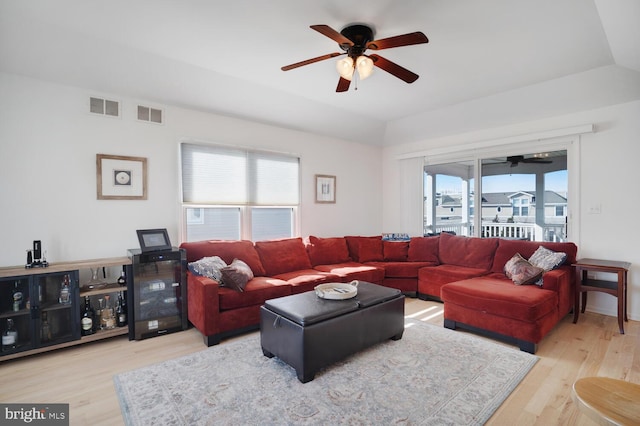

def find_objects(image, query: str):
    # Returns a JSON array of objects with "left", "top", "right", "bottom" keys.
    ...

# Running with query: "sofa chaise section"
[{"left": 441, "top": 238, "right": 578, "bottom": 353}]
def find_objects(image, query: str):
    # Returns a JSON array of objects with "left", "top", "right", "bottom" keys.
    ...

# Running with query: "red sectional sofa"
[{"left": 180, "top": 233, "right": 577, "bottom": 353}]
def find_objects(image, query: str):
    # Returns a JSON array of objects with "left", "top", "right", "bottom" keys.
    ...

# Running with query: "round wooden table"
[{"left": 572, "top": 377, "right": 640, "bottom": 425}]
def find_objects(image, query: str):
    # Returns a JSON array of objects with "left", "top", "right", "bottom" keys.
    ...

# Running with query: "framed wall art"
[
  {"left": 97, "top": 154, "right": 147, "bottom": 200},
  {"left": 315, "top": 174, "right": 336, "bottom": 204}
]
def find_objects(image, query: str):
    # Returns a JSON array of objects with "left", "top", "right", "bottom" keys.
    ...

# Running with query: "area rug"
[{"left": 114, "top": 320, "right": 537, "bottom": 425}]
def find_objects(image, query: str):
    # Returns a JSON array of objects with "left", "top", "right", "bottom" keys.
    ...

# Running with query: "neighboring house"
[{"left": 432, "top": 190, "right": 567, "bottom": 224}]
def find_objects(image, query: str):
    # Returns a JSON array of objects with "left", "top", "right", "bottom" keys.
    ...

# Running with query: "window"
[
  {"left": 181, "top": 143, "right": 299, "bottom": 242},
  {"left": 512, "top": 197, "right": 530, "bottom": 216},
  {"left": 424, "top": 148, "right": 569, "bottom": 242}
]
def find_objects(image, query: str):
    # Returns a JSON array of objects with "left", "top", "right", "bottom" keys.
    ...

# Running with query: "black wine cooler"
[{"left": 127, "top": 248, "right": 187, "bottom": 340}]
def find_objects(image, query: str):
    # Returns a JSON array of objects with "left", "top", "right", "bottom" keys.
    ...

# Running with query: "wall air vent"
[
  {"left": 89, "top": 96, "right": 120, "bottom": 117},
  {"left": 137, "top": 105, "right": 163, "bottom": 124}
]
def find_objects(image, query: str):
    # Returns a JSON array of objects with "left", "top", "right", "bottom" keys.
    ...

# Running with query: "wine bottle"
[
  {"left": 81, "top": 296, "right": 95, "bottom": 336},
  {"left": 2, "top": 318, "right": 18, "bottom": 351},
  {"left": 12, "top": 281, "right": 23, "bottom": 311},
  {"left": 116, "top": 292, "right": 127, "bottom": 327},
  {"left": 58, "top": 274, "right": 71, "bottom": 305},
  {"left": 41, "top": 311, "right": 52, "bottom": 342},
  {"left": 101, "top": 295, "right": 115, "bottom": 329}
]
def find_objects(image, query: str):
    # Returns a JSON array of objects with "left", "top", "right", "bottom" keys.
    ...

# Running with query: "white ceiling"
[{"left": 1, "top": 0, "right": 639, "bottom": 146}]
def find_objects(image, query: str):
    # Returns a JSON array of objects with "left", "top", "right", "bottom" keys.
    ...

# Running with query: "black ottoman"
[{"left": 260, "top": 281, "right": 405, "bottom": 383}]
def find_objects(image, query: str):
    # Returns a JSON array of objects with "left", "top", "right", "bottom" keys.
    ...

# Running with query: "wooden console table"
[
  {"left": 572, "top": 377, "right": 640, "bottom": 425},
  {"left": 572, "top": 258, "right": 630, "bottom": 334}
]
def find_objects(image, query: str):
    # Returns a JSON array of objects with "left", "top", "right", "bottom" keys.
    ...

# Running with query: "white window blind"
[{"left": 181, "top": 143, "right": 299, "bottom": 205}]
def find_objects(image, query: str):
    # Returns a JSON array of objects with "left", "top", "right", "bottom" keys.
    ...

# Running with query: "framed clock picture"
[{"left": 97, "top": 154, "right": 148, "bottom": 200}]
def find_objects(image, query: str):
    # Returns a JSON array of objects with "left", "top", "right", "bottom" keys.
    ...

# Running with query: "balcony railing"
[{"left": 425, "top": 222, "right": 567, "bottom": 242}]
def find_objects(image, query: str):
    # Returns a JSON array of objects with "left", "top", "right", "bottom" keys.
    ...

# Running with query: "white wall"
[
  {"left": 382, "top": 100, "right": 640, "bottom": 321},
  {"left": 0, "top": 72, "right": 383, "bottom": 266}
]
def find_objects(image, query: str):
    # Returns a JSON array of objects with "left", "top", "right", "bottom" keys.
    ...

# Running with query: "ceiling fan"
[
  {"left": 281, "top": 24, "right": 428, "bottom": 92},
  {"left": 506, "top": 155, "right": 553, "bottom": 167}
]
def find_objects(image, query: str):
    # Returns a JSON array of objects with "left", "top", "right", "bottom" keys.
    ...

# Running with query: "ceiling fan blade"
[
  {"left": 369, "top": 54, "right": 419, "bottom": 83},
  {"left": 522, "top": 159, "right": 553, "bottom": 164},
  {"left": 310, "top": 25, "right": 354, "bottom": 47},
  {"left": 505, "top": 155, "right": 553, "bottom": 166},
  {"left": 367, "top": 32, "right": 428, "bottom": 50},
  {"left": 281, "top": 52, "right": 343, "bottom": 71},
  {"left": 336, "top": 77, "right": 351, "bottom": 92}
]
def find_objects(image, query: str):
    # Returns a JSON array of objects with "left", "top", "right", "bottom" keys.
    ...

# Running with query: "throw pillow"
[
  {"left": 220, "top": 258, "right": 254, "bottom": 292},
  {"left": 528, "top": 246, "right": 567, "bottom": 271},
  {"left": 187, "top": 256, "right": 227, "bottom": 281},
  {"left": 504, "top": 253, "right": 545, "bottom": 285}
]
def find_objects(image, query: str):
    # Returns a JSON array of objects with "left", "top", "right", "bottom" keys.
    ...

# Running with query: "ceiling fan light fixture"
[
  {"left": 355, "top": 55, "right": 374, "bottom": 80},
  {"left": 336, "top": 57, "right": 355, "bottom": 81}
]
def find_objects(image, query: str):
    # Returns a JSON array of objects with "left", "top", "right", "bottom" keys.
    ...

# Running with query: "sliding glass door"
[
  {"left": 423, "top": 160, "right": 475, "bottom": 237},
  {"left": 424, "top": 150, "right": 568, "bottom": 242},
  {"left": 480, "top": 150, "right": 567, "bottom": 241}
]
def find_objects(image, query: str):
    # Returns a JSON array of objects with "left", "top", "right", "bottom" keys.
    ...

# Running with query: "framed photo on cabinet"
[
  {"left": 97, "top": 154, "right": 147, "bottom": 200},
  {"left": 315, "top": 174, "right": 336, "bottom": 204}
]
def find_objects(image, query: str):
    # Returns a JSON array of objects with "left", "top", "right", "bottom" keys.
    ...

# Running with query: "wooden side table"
[
  {"left": 572, "top": 377, "right": 640, "bottom": 425},
  {"left": 573, "top": 258, "right": 630, "bottom": 334}
]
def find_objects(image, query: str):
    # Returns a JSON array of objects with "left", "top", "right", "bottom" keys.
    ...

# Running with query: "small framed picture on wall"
[
  {"left": 96, "top": 154, "right": 147, "bottom": 200},
  {"left": 315, "top": 174, "right": 336, "bottom": 204}
]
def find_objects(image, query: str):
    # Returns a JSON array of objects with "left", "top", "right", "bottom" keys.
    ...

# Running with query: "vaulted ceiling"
[{"left": 1, "top": 0, "right": 639, "bottom": 146}]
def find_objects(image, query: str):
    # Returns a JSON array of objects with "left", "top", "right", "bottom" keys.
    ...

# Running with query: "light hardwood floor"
[{"left": 1, "top": 298, "right": 637, "bottom": 425}]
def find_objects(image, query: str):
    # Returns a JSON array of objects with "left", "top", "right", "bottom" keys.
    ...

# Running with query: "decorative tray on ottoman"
[{"left": 314, "top": 281, "right": 359, "bottom": 300}]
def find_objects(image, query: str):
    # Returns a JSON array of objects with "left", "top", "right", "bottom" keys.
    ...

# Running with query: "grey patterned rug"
[{"left": 114, "top": 320, "right": 537, "bottom": 425}]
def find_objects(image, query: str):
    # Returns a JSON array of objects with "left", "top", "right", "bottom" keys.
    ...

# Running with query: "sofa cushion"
[
  {"left": 504, "top": 253, "right": 545, "bottom": 285},
  {"left": 273, "top": 269, "right": 341, "bottom": 294},
  {"left": 491, "top": 239, "right": 577, "bottom": 273},
  {"left": 345, "top": 236, "right": 381, "bottom": 262},
  {"left": 383, "top": 241, "right": 409, "bottom": 261},
  {"left": 441, "top": 277, "right": 557, "bottom": 322},
  {"left": 407, "top": 236, "right": 440, "bottom": 262},
  {"left": 180, "top": 240, "right": 266, "bottom": 276},
  {"left": 419, "top": 264, "right": 490, "bottom": 286},
  {"left": 365, "top": 261, "right": 436, "bottom": 278},
  {"left": 358, "top": 238, "right": 384, "bottom": 262},
  {"left": 528, "top": 246, "right": 567, "bottom": 272},
  {"left": 187, "top": 256, "right": 227, "bottom": 281},
  {"left": 305, "top": 236, "right": 351, "bottom": 266},
  {"left": 255, "top": 238, "right": 312, "bottom": 276},
  {"left": 219, "top": 259, "right": 254, "bottom": 292},
  {"left": 218, "top": 276, "right": 291, "bottom": 311},
  {"left": 313, "top": 262, "right": 385, "bottom": 284},
  {"left": 438, "top": 232, "right": 498, "bottom": 270}
]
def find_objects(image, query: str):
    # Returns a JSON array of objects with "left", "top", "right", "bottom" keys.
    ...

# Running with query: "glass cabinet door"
[
  {"left": 0, "top": 277, "right": 33, "bottom": 354},
  {"left": 129, "top": 248, "right": 187, "bottom": 340},
  {"left": 34, "top": 271, "right": 80, "bottom": 346},
  {"left": 133, "top": 259, "right": 183, "bottom": 338}
]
